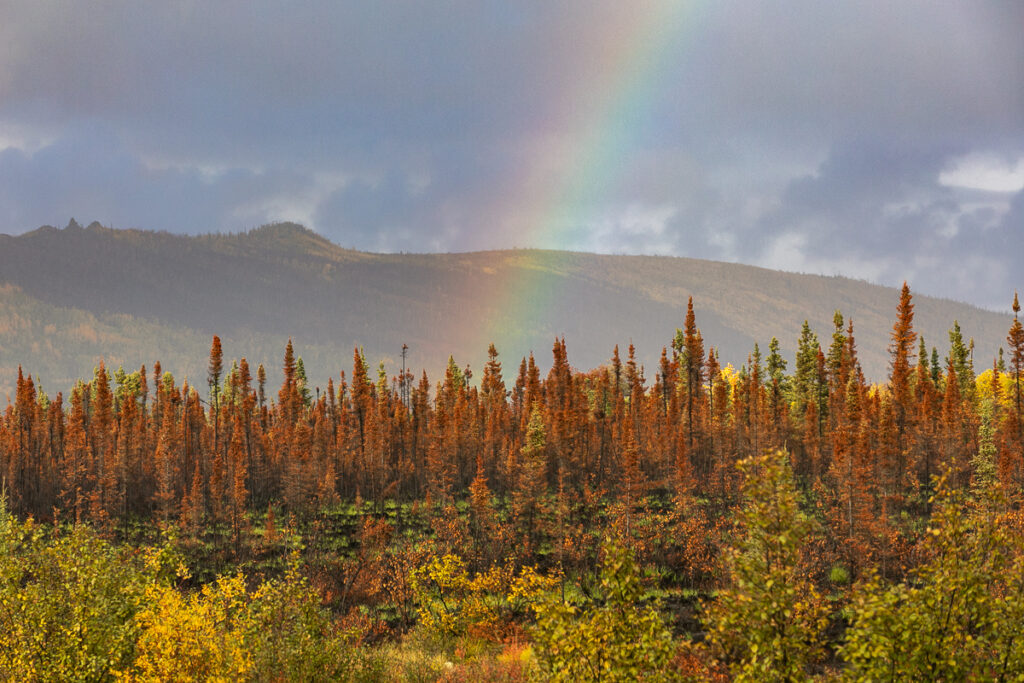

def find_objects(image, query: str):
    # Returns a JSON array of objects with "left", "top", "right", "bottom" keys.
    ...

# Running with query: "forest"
[{"left": 3, "top": 284, "right": 1024, "bottom": 681}]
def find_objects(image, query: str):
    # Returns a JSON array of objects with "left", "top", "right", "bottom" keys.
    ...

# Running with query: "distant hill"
[{"left": 0, "top": 219, "right": 1014, "bottom": 398}]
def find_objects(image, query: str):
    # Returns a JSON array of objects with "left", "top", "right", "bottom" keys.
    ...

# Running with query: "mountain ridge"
[{"left": 0, "top": 220, "right": 1014, "bottom": 397}]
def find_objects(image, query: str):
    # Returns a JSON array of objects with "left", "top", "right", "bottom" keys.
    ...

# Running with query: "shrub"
[
  {"left": 410, "top": 554, "right": 557, "bottom": 642},
  {"left": 0, "top": 500, "right": 156, "bottom": 681},
  {"left": 532, "top": 540, "right": 677, "bottom": 682}
]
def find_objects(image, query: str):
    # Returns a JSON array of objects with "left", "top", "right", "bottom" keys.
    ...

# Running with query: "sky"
[{"left": 0, "top": 1, "right": 1021, "bottom": 310}]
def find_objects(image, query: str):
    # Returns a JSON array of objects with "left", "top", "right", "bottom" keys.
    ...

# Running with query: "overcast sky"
[{"left": 0, "top": 1, "right": 1021, "bottom": 309}]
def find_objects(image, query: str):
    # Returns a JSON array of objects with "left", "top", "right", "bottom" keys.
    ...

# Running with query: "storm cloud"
[{"left": 0, "top": 1, "right": 1020, "bottom": 308}]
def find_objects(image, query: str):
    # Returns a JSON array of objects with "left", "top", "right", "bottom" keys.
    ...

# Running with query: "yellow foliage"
[
  {"left": 0, "top": 500, "right": 359, "bottom": 682},
  {"left": 410, "top": 554, "right": 559, "bottom": 640},
  {"left": 120, "top": 574, "right": 253, "bottom": 682},
  {"left": 719, "top": 364, "right": 739, "bottom": 392},
  {"left": 976, "top": 368, "right": 1018, "bottom": 409}
]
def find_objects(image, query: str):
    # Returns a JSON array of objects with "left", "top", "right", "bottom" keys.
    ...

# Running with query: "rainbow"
[{"left": 467, "top": 2, "right": 701, "bottom": 363}]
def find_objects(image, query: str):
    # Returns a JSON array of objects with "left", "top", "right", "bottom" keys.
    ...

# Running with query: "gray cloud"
[
  {"left": 0, "top": 122, "right": 318, "bottom": 233},
  {"left": 745, "top": 140, "right": 1023, "bottom": 309},
  {"left": 0, "top": 1, "right": 1021, "bottom": 308}
]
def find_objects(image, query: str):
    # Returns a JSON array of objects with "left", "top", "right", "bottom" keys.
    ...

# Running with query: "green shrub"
[
  {"left": 532, "top": 540, "right": 676, "bottom": 682},
  {"left": 0, "top": 500, "right": 157, "bottom": 681}
]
